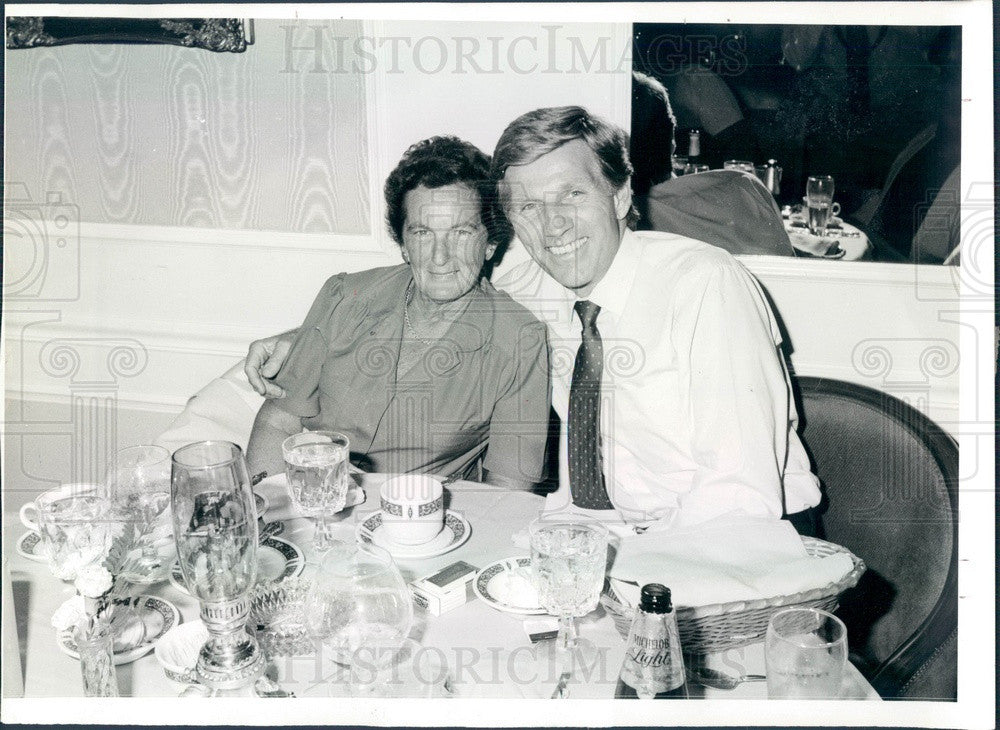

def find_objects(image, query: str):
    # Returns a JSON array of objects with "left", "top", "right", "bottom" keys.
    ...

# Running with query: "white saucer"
[
  {"left": 16, "top": 531, "right": 47, "bottom": 562},
  {"left": 57, "top": 595, "right": 180, "bottom": 665},
  {"left": 356, "top": 510, "right": 470, "bottom": 560},
  {"left": 474, "top": 557, "right": 546, "bottom": 615},
  {"left": 168, "top": 535, "right": 305, "bottom": 595}
]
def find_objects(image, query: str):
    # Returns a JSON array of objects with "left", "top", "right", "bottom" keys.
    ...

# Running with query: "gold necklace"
[{"left": 404, "top": 281, "right": 435, "bottom": 346}]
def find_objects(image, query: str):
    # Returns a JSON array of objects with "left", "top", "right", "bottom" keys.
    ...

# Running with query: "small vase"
[{"left": 74, "top": 617, "right": 119, "bottom": 697}]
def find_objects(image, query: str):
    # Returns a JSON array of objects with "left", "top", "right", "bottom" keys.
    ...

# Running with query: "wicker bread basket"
[{"left": 600, "top": 537, "right": 866, "bottom": 654}]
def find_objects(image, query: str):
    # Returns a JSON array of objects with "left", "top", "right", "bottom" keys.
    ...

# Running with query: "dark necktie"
[{"left": 568, "top": 300, "right": 614, "bottom": 510}]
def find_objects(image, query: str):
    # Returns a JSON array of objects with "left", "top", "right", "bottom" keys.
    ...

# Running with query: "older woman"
[{"left": 246, "top": 137, "right": 549, "bottom": 491}]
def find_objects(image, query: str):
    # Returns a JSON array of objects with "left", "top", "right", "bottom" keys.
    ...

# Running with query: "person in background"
[
  {"left": 631, "top": 71, "right": 795, "bottom": 257},
  {"left": 245, "top": 136, "right": 550, "bottom": 491},
  {"left": 490, "top": 106, "right": 821, "bottom": 534}
]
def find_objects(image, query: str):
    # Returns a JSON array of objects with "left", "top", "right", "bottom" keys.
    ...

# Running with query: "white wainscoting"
[{"left": 740, "top": 256, "right": 964, "bottom": 435}]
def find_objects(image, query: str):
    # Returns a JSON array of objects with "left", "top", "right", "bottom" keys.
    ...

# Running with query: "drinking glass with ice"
[{"left": 282, "top": 431, "right": 351, "bottom": 552}]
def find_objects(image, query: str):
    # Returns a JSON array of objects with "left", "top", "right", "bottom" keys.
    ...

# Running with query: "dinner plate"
[
  {"left": 57, "top": 595, "right": 180, "bottom": 665},
  {"left": 474, "top": 557, "right": 546, "bottom": 615},
  {"left": 356, "top": 510, "right": 470, "bottom": 560},
  {"left": 168, "top": 535, "right": 305, "bottom": 595},
  {"left": 16, "top": 531, "right": 47, "bottom": 562}
]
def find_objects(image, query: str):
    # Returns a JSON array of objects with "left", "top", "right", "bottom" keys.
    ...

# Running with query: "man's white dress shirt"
[{"left": 494, "top": 229, "right": 821, "bottom": 530}]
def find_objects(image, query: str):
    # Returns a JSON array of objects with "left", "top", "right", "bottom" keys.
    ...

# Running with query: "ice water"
[
  {"left": 807, "top": 203, "right": 833, "bottom": 235},
  {"left": 284, "top": 443, "right": 349, "bottom": 518},
  {"left": 176, "top": 491, "right": 256, "bottom": 602},
  {"left": 766, "top": 632, "right": 845, "bottom": 699},
  {"left": 530, "top": 525, "right": 608, "bottom": 616}
]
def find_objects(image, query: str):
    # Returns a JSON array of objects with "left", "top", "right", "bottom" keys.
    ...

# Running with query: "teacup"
[
  {"left": 20, "top": 483, "right": 115, "bottom": 580},
  {"left": 379, "top": 475, "right": 444, "bottom": 546}
]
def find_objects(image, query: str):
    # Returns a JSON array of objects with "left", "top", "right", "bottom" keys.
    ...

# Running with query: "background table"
[
  {"left": 3, "top": 475, "right": 880, "bottom": 701},
  {"left": 784, "top": 210, "right": 873, "bottom": 261}
]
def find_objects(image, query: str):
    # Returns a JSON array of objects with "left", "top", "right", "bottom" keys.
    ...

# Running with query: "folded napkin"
[{"left": 608, "top": 515, "right": 854, "bottom": 610}]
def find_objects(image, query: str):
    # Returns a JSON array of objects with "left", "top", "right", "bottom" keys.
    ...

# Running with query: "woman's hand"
[{"left": 245, "top": 330, "right": 297, "bottom": 397}]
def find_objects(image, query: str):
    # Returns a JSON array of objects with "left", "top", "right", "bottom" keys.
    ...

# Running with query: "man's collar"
[{"left": 576, "top": 228, "right": 639, "bottom": 324}]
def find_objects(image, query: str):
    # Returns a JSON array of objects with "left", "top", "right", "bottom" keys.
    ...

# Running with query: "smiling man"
[{"left": 490, "top": 106, "right": 822, "bottom": 534}]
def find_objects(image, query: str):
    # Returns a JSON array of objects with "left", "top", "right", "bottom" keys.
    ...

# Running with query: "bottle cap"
[{"left": 638, "top": 583, "right": 672, "bottom": 613}]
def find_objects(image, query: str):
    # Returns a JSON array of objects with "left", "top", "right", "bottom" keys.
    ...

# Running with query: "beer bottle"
[
  {"left": 687, "top": 130, "right": 701, "bottom": 161},
  {"left": 614, "top": 583, "right": 689, "bottom": 699}
]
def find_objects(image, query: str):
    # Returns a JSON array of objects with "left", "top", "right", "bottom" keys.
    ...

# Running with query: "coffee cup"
[
  {"left": 20, "top": 483, "right": 115, "bottom": 580},
  {"left": 19, "top": 483, "right": 99, "bottom": 531},
  {"left": 379, "top": 475, "right": 444, "bottom": 546}
]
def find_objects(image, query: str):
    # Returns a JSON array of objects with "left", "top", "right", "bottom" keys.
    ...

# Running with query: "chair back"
[{"left": 794, "top": 376, "right": 958, "bottom": 700}]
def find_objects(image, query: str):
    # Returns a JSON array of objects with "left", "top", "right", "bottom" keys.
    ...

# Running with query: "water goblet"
[
  {"left": 302, "top": 542, "right": 413, "bottom": 696},
  {"left": 282, "top": 431, "right": 351, "bottom": 553},
  {"left": 765, "top": 607, "right": 848, "bottom": 699},
  {"left": 528, "top": 515, "right": 609, "bottom": 698},
  {"left": 170, "top": 440, "right": 264, "bottom": 691},
  {"left": 106, "top": 445, "right": 174, "bottom": 584}
]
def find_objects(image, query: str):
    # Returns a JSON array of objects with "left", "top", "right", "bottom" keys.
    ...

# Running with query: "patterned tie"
[{"left": 568, "top": 300, "right": 614, "bottom": 509}]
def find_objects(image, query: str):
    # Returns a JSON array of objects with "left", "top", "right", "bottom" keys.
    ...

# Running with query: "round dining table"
[{"left": 4, "top": 474, "right": 880, "bottom": 705}]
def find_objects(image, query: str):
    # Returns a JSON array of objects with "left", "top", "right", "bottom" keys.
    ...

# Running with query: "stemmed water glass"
[
  {"left": 303, "top": 542, "right": 413, "bottom": 696},
  {"left": 528, "top": 515, "right": 610, "bottom": 698},
  {"left": 170, "top": 440, "right": 264, "bottom": 691},
  {"left": 282, "top": 431, "right": 351, "bottom": 553},
  {"left": 106, "top": 444, "right": 174, "bottom": 584}
]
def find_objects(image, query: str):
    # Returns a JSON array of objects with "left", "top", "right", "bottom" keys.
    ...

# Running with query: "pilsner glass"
[
  {"left": 528, "top": 515, "right": 609, "bottom": 698},
  {"left": 805, "top": 176, "right": 838, "bottom": 236},
  {"left": 170, "top": 441, "right": 264, "bottom": 691}
]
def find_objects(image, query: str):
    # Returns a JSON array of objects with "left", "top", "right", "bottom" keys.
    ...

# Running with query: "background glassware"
[
  {"left": 303, "top": 543, "right": 413, "bottom": 695},
  {"left": 170, "top": 440, "right": 264, "bottom": 691},
  {"left": 528, "top": 515, "right": 609, "bottom": 698},
  {"left": 106, "top": 445, "right": 174, "bottom": 584},
  {"left": 282, "top": 431, "right": 351, "bottom": 552},
  {"left": 805, "top": 175, "right": 841, "bottom": 235},
  {"left": 765, "top": 607, "right": 848, "bottom": 699},
  {"left": 723, "top": 160, "right": 755, "bottom": 174},
  {"left": 683, "top": 162, "right": 710, "bottom": 175}
]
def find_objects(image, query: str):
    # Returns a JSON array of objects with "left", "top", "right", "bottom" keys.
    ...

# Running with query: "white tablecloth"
[{"left": 3, "top": 475, "right": 880, "bottom": 702}]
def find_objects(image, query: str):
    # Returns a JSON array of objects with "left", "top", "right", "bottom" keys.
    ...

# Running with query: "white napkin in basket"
[{"left": 608, "top": 515, "right": 854, "bottom": 610}]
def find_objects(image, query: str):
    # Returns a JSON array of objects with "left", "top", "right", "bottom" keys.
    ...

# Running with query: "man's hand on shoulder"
[{"left": 245, "top": 331, "right": 296, "bottom": 398}]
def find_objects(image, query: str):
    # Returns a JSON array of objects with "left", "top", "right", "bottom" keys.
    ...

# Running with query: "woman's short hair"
[
  {"left": 490, "top": 106, "right": 639, "bottom": 229},
  {"left": 384, "top": 136, "right": 505, "bottom": 247}
]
